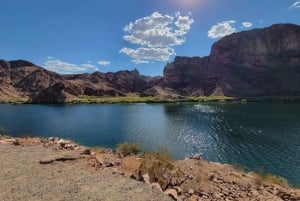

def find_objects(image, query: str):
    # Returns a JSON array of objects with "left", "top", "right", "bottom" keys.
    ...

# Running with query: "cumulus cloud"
[
  {"left": 97, "top": 60, "right": 111, "bottom": 66},
  {"left": 120, "top": 11, "right": 194, "bottom": 64},
  {"left": 119, "top": 47, "right": 175, "bottom": 62},
  {"left": 290, "top": 1, "right": 300, "bottom": 9},
  {"left": 44, "top": 58, "right": 99, "bottom": 74},
  {"left": 242, "top": 22, "right": 253, "bottom": 28},
  {"left": 207, "top": 20, "right": 236, "bottom": 39}
]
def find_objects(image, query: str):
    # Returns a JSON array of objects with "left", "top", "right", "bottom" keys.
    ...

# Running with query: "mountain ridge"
[{"left": 1, "top": 23, "right": 300, "bottom": 103}]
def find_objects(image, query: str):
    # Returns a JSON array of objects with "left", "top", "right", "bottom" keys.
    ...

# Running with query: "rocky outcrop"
[{"left": 163, "top": 23, "right": 300, "bottom": 97}]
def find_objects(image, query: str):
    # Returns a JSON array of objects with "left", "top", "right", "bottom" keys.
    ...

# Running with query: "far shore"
[{"left": 2, "top": 95, "right": 300, "bottom": 105}]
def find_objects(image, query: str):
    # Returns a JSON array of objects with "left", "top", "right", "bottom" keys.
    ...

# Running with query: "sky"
[{"left": 1, "top": 0, "right": 300, "bottom": 76}]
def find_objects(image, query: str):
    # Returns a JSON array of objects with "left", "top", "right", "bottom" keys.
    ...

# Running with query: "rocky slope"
[
  {"left": 163, "top": 23, "right": 300, "bottom": 97},
  {"left": 1, "top": 23, "right": 300, "bottom": 103},
  {"left": 1, "top": 135, "right": 299, "bottom": 201},
  {"left": 0, "top": 60, "right": 158, "bottom": 103}
]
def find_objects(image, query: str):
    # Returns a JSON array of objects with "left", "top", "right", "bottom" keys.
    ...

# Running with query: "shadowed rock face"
[
  {"left": 1, "top": 23, "right": 300, "bottom": 103},
  {"left": 163, "top": 23, "right": 300, "bottom": 97}
]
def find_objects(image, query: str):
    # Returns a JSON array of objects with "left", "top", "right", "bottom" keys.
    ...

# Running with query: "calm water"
[{"left": 0, "top": 103, "right": 300, "bottom": 186}]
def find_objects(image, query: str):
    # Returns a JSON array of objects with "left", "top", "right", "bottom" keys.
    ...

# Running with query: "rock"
[
  {"left": 54, "top": 155, "right": 80, "bottom": 162},
  {"left": 95, "top": 155, "right": 104, "bottom": 165},
  {"left": 78, "top": 146, "right": 91, "bottom": 155},
  {"left": 187, "top": 195, "right": 199, "bottom": 201},
  {"left": 57, "top": 139, "right": 66, "bottom": 147},
  {"left": 188, "top": 189, "right": 195, "bottom": 195},
  {"left": 189, "top": 155, "right": 201, "bottom": 160},
  {"left": 173, "top": 186, "right": 182, "bottom": 195},
  {"left": 0, "top": 138, "right": 19, "bottom": 145},
  {"left": 39, "top": 158, "right": 54, "bottom": 164},
  {"left": 142, "top": 174, "right": 150, "bottom": 184},
  {"left": 151, "top": 183, "right": 163, "bottom": 192},
  {"left": 164, "top": 189, "right": 179, "bottom": 200}
]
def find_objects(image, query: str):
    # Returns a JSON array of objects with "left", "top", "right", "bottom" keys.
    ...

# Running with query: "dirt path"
[{"left": 0, "top": 144, "right": 172, "bottom": 201}]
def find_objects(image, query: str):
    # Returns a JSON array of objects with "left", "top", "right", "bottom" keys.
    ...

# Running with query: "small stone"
[
  {"left": 164, "top": 189, "right": 178, "bottom": 200},
  {"left": 95, "top": 155, "right": 104, "bottom": 165},
  {"left": 142, "top": 174, "right": 150, "bottom": 184},
  {"left": 189, "top": 155, "right": 201, "bottom": 160},
  {"left": 199, "top": 192, "right": 209, "bottom": 197},
  {"left": 188, "top": 189, "right": 195, "bottom": 195},
  {"left": 78, "top": 147, "right": 91, "bottom": 155},
  {"left": 57, "top": 139, "right": 66, "bottom": 147},
  {"left": 174, "top": 186, "right": 182, "bottom": 195}
]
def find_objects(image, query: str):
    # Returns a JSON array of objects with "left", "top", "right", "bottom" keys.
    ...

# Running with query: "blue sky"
[{"left": 1, "top": 0, "right": 300, "bottom": 76}]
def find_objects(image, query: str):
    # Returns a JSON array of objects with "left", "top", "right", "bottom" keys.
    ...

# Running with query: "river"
[{"left": 0, "top": 102, "right": 299, "bottom": 186}]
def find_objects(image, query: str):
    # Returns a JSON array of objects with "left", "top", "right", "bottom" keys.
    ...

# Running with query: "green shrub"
[{"left": 116, "top": 142, "right": 139, "bottom": 156}]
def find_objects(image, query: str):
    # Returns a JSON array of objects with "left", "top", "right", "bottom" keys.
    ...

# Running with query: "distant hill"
[{"left": 1, "top": 23, "right": 300, "bottom": 103}]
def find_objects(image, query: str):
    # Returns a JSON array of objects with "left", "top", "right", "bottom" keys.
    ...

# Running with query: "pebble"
[{"left": 164, "top": 189, "right": 178, "bottom": 200}]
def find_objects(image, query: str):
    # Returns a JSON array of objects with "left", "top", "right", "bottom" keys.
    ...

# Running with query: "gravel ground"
[{"left": 0, "top": 144, "right": 172, "bottom": 201}]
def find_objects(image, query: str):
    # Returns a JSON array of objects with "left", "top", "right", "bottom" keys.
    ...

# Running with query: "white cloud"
[
  {"left": 290, "top": 1, "right": 300, "bottom": 9},
  {"left": 131, "top": 60, "right": 149, "bottom": 64},
  {"left": 97, "top": 60, "right": 111, "bottom": 66},
  {"left": 120, "top": 11, "right": 193, "bottom": 64},
  {"left": 208, "top": 20, "right": 236, "bottom": 39},
  {"left": 119, "top": 47, "right": 175, "bottom": 62},
  {"left": 242, "top": 22, "right": 253, "bottom": 28},
  {"left": 44, "top": 58, "right": 99, "bottom": 74}
]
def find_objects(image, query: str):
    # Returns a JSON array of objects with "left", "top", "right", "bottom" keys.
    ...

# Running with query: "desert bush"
[
  {"left": 116, "top": 142, "right": 139, "bottom": 156},
  {"left": 264, "top": 174, "right": 289, "bottom": 187},
  {"left": 253, "top": 167, "right": 289, "bottom": 187},
  {"left": 137, "top": 151, "right": 184, "bottom": 190}
]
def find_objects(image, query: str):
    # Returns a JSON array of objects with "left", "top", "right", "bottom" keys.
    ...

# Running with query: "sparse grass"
[
  {"left": 91, "top": 146, "right": 107, "bottom": 154},
  {"left": 253, "top": 167, "right": 289, "bottom": 187},
  {"left": 0, "top": 127, "right": 5, "bottom": 135},
  {"left": 264, "top": 174, "right": 289, "bottom": 187},
  {"left": 72, "top": 94, "right": 158, "bottom": 104},
  {"left": 186, "top": 96, "right": 236, "bottom": 102},
  {"left": 0, "top": 97, "right": 28, "bottom": 104},
  {"left": 138, "top": 150, "right": 184, "bottom": 190},
  {"left": 71, "top": 94, "right": 239, "bottom": 104},
  {"left": 233, "top": 163, "right": 248, "bottom": 172},
  {"left": 116, "top": 142, "right": 139, "bottom": 156},
  {"left": 20, "top": 134, "right": 34, "bottom": 138}
]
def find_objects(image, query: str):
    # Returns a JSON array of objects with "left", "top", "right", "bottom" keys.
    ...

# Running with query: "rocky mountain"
[
  {"left": 0, "top": 60, "right": 157, "bottom": 103},
  {"left": 163, "top": 23, "right": 300, "bottom": 97},
  {"left": 1, "top": 23, "right": 300, "bottom": 103}
]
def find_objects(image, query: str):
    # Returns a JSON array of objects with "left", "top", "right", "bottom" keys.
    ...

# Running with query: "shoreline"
[
  {"left": 2, "top": 95, "right": 300, "bottom": 105},
  {"left": 0, "top": 135, "right": 299, "bottom": 201}
]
